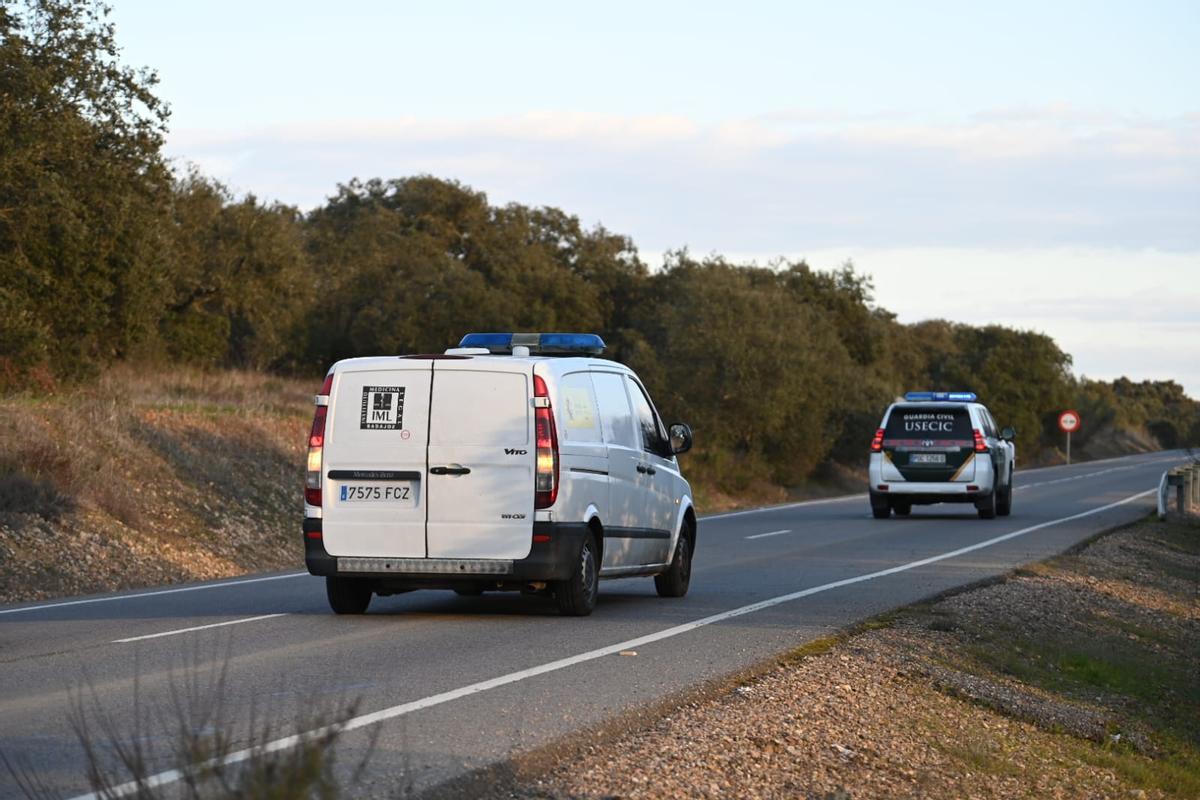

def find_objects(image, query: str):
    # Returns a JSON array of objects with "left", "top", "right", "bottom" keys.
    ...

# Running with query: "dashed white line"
[
  {"left": 0, "top": 572, "right": 307, "bottom": 617},
  {"left": 112, "top": 614, "right": 288, "bottom": 644},
  {"left": 5, "top": 454, "right": 1182, "bottom": 619},
  {"left": 68, "top": 486, "right": 1156, "bottom": 800},
  {"left": 1016, "top": 459, "right": 1180, "bottom": 491},
  {"left": 745, "top": 529, "right": 793, "bottom": 540},
  {"left": 703, "top": 494, "right": 864, "bottom": 520}
]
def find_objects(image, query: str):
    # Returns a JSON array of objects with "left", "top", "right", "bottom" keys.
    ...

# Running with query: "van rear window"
[
  {"left": 885, "top": 406, "right": 972, "bottom": 441},
  {"left": 429, "top": 370, "right": 528, "bottom": 446}
]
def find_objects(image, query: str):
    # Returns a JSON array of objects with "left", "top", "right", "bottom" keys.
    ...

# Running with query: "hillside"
[{"left": 0, "top": 368, "right": 310, "bottom": 603}]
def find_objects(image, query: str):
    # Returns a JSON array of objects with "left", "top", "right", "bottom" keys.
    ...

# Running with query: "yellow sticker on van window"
[{"left": 563, "top": 387, "right": 597, "bottom": 430}]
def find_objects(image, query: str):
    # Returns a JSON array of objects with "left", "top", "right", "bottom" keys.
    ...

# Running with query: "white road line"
[
  {"left": 0, "top": 572, "right": 307, "bottom": 617},
  {"left": 745, "top": 529, "right": 793, "bottom": 540},
  {"left": 1018, "top": 457, "right": 1183, "bottom": 491},
  {"left": 705, "top": 453, "right": 1182, "bottom": 521},
  {"left": 1015, "top": 450, "right": 1184, "bottom": 476},
  {"left": 6, "top": 453, "right": 1182, "bottom": 620},
  {"left": 112, "top": 614, "right": 288, "bottom": 644},
  {"left": 703, "top": 494, "right": 865, "bottom": 520},
  {"left": 69, "top": 486, "right": 1156, "bottom": 800}
]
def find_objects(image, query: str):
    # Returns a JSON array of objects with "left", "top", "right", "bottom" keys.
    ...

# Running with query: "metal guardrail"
[{"left": 1159, "top": 461, "right": 1200, "bottom": 520}]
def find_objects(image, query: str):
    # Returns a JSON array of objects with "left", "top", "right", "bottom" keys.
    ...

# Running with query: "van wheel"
[
  {"left": 997, "top": 474, "right": 1013, "bottom": 517},
  {"left": 554, "top": 535, "right": 599, "bottom": 616},
  {"left": 976, "top": 490, "right": 997, "bottom": 520},
  {"left": 326, "top": 576, "right": 372, "bottom": 614},
  {"left": 655, "top": 530, "right": 693, "bottom": 598}
]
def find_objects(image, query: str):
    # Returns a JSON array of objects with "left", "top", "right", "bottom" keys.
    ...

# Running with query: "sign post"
[{"left": 1058, "top": 410, "right": 1081, "bottom": 465}]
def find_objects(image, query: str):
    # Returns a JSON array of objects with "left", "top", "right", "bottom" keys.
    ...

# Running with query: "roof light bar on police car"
[
  {"left": 457, "top": 332, "right": 606, "bottom": 356},
  {"left": 904, "top": 391, "right": 978, "bottom": 402}
]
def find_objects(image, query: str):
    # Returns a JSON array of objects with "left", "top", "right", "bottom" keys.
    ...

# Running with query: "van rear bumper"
[{"left": 303, "top": 519, "right": 588, "bottom": 584}]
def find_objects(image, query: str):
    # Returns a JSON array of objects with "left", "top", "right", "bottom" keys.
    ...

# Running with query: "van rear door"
[
  {"left": 322, "top": 361, "right": 432, "bottom": 558},
  {"left": 426, "top": 363, "right": 534, "bottom": 559}
]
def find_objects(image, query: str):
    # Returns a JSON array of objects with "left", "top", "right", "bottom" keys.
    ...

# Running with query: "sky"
[{"left": 108, "top": 0, "right": 1200, "bottom": 396}]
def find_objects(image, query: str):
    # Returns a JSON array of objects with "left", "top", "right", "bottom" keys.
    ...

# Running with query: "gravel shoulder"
[{"left": 486, "top": 516, "right": 1199, "bottom": 799}]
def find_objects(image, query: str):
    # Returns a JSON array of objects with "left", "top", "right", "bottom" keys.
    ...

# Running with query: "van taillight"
[
  {"left": 533, "top": 374, "right": 559, "bottom": 509},
  {"left": 306, "top": 379, "right": 330, "bottom": 507},
  {"left": 870, "top": 428, "right": 885, "bottom": 452},
  {"left": 973, "top": 429, "right": 988, "bottom": 453}
]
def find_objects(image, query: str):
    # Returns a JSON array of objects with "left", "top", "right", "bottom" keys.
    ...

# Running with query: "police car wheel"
[
  {"left": 976, "top": 490, "right": 998, "bottom": 520},
  {"left": 870, "top": 494, "right": 891, "bottom": 519},
  {"left": 893, "top": 500, "right": 912, "bottom": 516},
  {"left": 997, "top": 476, "right": 1013, "bottom": 517},
  {"left": 326, "top": 576, "right": 372, "bottom": 614},
  {"left": 655, "top": 527, "right": 693, "bottom": 598},
  {"left": 554, "top": 535, "right": 599, "bottom": 616}
]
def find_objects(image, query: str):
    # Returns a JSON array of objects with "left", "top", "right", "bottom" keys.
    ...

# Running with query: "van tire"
[
  {"left": 326, "top": 576, "right": 372, "bottom": 614},
  {"left": 892, "top": 500, "right": 912, "bottom": 517},
  {"left": 554, "top": 535, "right": 599, "bottom": 616},
  {"left": 655, "top": 530, "right": 692, "bottom": 598}
]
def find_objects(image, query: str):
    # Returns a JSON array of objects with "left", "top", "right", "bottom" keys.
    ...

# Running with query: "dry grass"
[
  {"left": 0, "top": 367, "right": 316, "bottom": 603},
  {"left": 2, "top": 644, "right": 375, "bottom": 800}
]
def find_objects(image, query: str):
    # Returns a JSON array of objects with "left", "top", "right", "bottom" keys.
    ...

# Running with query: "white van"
[{"left": 303, "top": 333, "right": 696, "bottom": 616}]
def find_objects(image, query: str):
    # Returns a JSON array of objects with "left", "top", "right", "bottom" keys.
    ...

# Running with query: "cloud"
[
  {"left": 790, "top": 245, "right": 1200, "bottom": 398},
  {"left": 165, "top": 106, "right": 1199, "bottom": 394},
  {"left": 165, "top": 108, "right": 1199, "bottom": 256}
]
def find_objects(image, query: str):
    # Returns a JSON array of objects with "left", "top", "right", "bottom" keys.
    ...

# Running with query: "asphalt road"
[{"left": 0, "top": 450, "right": 1187, "bottom": 799}]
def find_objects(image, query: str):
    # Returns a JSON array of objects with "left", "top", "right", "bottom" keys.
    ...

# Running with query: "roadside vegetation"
[
  {"left": 2, "top": 0, "right": 1198, "bottom": 600},
  {"left": 508, "top": 516, "right": 1200, "bottom": 799},
  {"left": 3, "top": 647, "right": 373, "bottom": 799},
  {"left": 4, "top": 2, "right": 1197, "bottom": 485}
]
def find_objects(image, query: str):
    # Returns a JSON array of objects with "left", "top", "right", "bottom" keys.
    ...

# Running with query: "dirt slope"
[{"left": 0, "top": 367, "right": 312, "bottom": 603}]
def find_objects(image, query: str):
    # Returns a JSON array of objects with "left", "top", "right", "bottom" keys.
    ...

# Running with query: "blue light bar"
[
  {"left": 537, "top": 333, "right": 606, "bottom": 354},
  {"left": 458, "top": 332, "right": 606, "bottom": 356},
  {"left": 904, "top": 391, "right": 978, "bottom": 402},
  {"left": 458, "top": 333, "right": 513, "bottom": 351}
]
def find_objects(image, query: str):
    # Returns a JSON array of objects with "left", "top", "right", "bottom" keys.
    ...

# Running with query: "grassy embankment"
[{"left": 0, "top": 367, "right": 311, "bottom": 604}]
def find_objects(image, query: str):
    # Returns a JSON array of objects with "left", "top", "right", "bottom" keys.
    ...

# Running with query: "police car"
[
  {"left": 303, "top": 333, "right": 696, "bottom": 616},
  {"left": 868, "top": 392, "right": 1016, "bottom": 519}
]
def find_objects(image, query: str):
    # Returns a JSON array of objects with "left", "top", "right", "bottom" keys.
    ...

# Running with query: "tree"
[
  {"left": 627, "top": 254, "right": 855, "bottom": 490},
  {"left": 163, "top": 172, "right": 312, "bottom": 369},
  {"left": 301, "top": 177, "right": 639, "bottom": 366},
  {"left": 0, "top": 0, "right": 171, "bottom": 385}
]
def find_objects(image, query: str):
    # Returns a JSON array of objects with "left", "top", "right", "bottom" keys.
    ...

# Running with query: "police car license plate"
[
  {"left": 911, "top": 453, "right": 946, "bottom": 464},
  {"left": 339, "top": 484, "right": 415, "bottom": 505}
]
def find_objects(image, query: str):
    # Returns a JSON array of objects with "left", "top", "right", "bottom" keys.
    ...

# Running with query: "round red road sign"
[{"left": 1058, "top": 410, "right": 1081, "bottom": 433}]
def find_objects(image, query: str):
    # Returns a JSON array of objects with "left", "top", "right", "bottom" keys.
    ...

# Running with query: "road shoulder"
[{"left": 474, "top": 515, "right": 1199, "bottom": 799}]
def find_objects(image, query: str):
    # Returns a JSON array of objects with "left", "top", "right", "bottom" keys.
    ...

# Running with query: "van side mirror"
[
  {"left": 669, "top": 423, "right": 693, "bottom": 455},
  {"left": 1000, "top": 426, "right": 1016, "bottom": 441}
]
